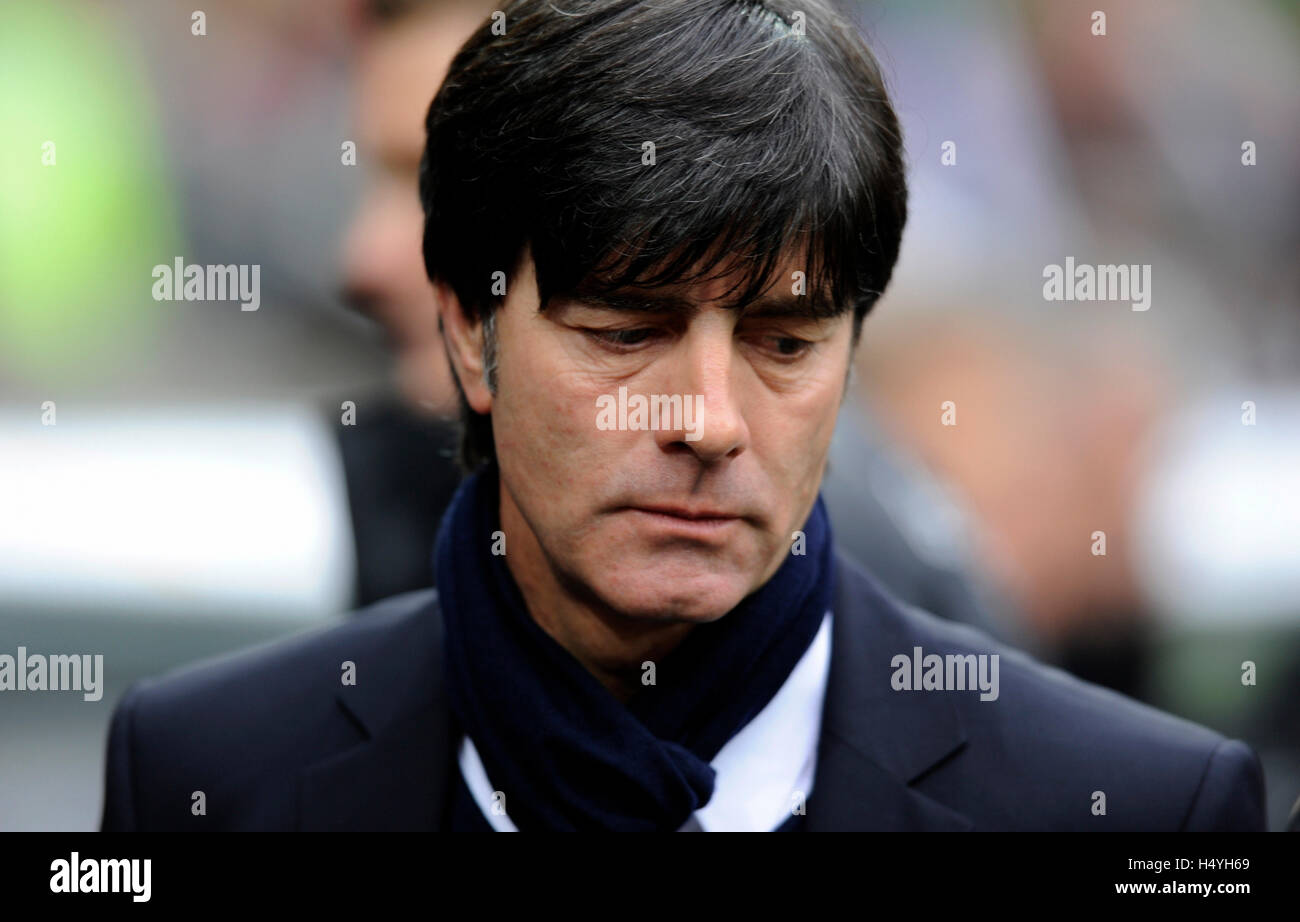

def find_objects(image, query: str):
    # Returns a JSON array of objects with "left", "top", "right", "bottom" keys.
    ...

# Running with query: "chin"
[
  {"left": 588, "top": 566, "right": 755, "bottom": 623},
  {"left": 557, "top": 519, "right": 778, "bottom": 621}
]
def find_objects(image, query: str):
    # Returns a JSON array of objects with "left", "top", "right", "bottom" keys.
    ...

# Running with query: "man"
[
  {"left": 101, "top": 0, "right": 1265, "bottom": 831},
  {"left": 341, "top": 0, "right": 496, "bottom": 418},
  {"left": 332, "top": 0, "right": 496, "bottom": 606},
  {"left": 334, "top": 0, "right": 1006, "bottom": 628}
]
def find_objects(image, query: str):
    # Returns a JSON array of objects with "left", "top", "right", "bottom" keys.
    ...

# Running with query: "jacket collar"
[
  {"left": 297, "top": 549, "right": 972, "bottom": 831},
  {"left": 296, "top": 591, "right": 452, "bottom": 831},
  {"left": 804, "top": 550, "right": 971, "bottom": 830}
]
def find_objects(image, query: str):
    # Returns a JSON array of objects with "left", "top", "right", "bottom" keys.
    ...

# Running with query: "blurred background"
[{"left": 1, "top": 0, "right": 1297, "bottom": 830}]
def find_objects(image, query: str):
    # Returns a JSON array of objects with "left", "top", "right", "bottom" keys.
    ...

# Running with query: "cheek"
[
  {"left": 754, "top": 369, "right": 843, "bottom": 471},
  {"left": 493, "top": 340, "right": 614, "bottom": 483}
]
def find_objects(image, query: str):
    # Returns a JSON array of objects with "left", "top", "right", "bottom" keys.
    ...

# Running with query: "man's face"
[
  {"left": 489, "top": 254, "right": 853, "bottom": 622},
  {"left": 342, "top": 8, "right": 484, "bottom": 414}
]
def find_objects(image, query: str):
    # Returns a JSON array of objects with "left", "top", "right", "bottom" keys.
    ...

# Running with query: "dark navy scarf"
[{"left": 433, "top": 463, "right": 833, "bottom": 831}]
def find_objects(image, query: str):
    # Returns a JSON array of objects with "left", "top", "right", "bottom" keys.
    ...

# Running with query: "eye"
[
  {"left": 761, "top": 335, "right": 813, "bottom": 359},
  {"left": 585, "top": 327, "right": 657, "bottom": 348}
]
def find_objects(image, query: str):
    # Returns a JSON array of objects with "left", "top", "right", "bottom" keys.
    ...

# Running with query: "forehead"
[{"left": 355, "top": 10, "right": 480, "bottom": 154}]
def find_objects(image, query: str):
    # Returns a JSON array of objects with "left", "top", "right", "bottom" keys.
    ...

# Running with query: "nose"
[
  {"left": 653, "top": 314, "right": 748, "bottom": 464},
  {"left": 340, "top": 185, "right": 422, "bottom": 324}
]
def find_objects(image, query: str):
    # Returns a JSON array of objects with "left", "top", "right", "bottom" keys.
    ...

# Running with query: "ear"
[{"left": 433, "top": 279, "right": 492, "bottom": 415}]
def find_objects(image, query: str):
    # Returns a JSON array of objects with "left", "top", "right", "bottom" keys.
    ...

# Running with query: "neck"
[{"left": 498, "top": 475, "right": 696, "bottom": 703}]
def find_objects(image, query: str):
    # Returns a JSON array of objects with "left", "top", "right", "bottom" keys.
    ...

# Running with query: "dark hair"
[{"left": 420, "top": 0, "right": 908, "bottom": 471}]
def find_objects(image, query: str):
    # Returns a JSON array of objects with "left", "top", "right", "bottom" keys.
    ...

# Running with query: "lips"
[
  {"left": 629, "top": 504, "right": 740, "bottom": 521},
  {"left": 618, "top": 503, "right": 748, "bottom": 542}
]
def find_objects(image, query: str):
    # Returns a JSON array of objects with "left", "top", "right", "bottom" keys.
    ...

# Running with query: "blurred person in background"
[
  {"left": 849, "top": 0, "right": 1300, "bottom": 826},
  {"left": 331, "top": 0, "right": 498, "bottom": 605},
  {"left": 341, "top": 0, "right": 495, "bottom": 416},
  {"left": 858, "top": 312, "right": 1170, "bottom": 699}
]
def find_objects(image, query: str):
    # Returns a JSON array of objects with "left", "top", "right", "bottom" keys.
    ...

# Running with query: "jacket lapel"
[
  {"left": 296, "top": 592, "right": 453, "bottom": 831},
  {"left": 805, "top": 551, "right": 973, "bottom": 831}
]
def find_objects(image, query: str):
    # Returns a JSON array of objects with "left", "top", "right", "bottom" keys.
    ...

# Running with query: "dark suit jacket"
[{"left": 101, "top": 550, "right": 1266, "bottom": 831}]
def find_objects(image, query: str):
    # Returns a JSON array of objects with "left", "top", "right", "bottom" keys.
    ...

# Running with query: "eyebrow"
[{"left": 554, "top": 289, "right": 845, "bottom": 321}]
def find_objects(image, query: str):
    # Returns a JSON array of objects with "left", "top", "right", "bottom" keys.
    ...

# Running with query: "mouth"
[{"left": 622, "top": 504, "right": 744, "bottom": 537}]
